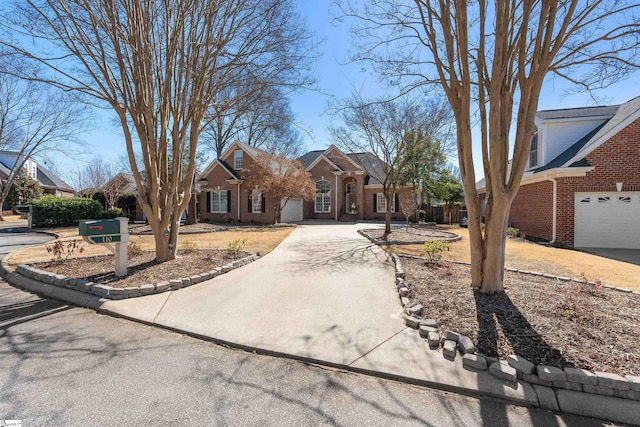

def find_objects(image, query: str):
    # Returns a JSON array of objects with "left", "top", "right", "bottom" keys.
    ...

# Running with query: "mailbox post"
[{"left": 79, "top": 217, "right": 129, "bottom": 277}]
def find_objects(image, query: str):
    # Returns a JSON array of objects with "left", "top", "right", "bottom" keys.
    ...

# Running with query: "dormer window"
[
  {"left": 529, "top": 127, "right": 539, "bottom": 169},
  {"left": 234, "top": 150, "right": 243, "bottom": 169}
]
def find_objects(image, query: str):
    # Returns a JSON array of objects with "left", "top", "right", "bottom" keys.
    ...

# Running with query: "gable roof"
[
  {"left": 325, "top": 145, "right": 364, "bottom": 170},
  {"left": 198, "top": 141, "right": 264, "bottom": 180},
  {"left": 347, "top": 152, "right": 386, "bottom": 185},
  {"left": 37, "top": 164, "right": 74, "bottom": 192},
  {"left": 298, "top": 150, "right": 324, "bottom": 169},
  {"left": 537, "top": 105, "right": 619, "bottom": 120},
  {"left": 0, "top": 161, "right": 11, "bottom": 177},
  {"left": 532, "top": 121, "right": 607, "bottom": 173},
  {"left": 304, "top": 153, "right": 343, "bottom": 172}
]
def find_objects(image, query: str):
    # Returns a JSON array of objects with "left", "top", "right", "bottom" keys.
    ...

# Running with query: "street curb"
[
  {"left": 1, "top": 256, "right": 538, "bottom": 409},
  {"left": 2, "top": 248, "right": 638, "bottom": 425}
]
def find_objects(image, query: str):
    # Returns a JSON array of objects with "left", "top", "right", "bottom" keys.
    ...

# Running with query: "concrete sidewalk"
[{"left": 3, "top": 223, "right": 639, "bottom": 425}]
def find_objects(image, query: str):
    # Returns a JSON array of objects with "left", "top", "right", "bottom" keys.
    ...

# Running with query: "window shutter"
[
  {"left": 206, "top": 191, "right": 211, "bottom": 213},
  {"left": 261, "top": 194, "right": 266, "bottom": 213},
  {"left": 373, "top": 193, "right": 377, "bottom": 213},
  {"left": 394, "top": 193, "right": 399, "bottom": 213},
  {"left": 248, "top": 190, "right": 252, "bottom": 213},
  {"left": 227, "top": 190, "right": 232, "bottom": 213}
]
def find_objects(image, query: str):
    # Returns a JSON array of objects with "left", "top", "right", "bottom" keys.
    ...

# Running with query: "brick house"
[
  {"left": 0, "top": 151, "right": 74, "bottom": 210},
  {"left": 197, "top": 142, "right": 409, "bottom": 224},
  {"left": 477, "top": 96, "right": 640, "bottom": 249}
]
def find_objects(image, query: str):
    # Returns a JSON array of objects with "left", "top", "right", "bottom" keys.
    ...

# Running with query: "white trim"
[
  {"left": 565, "top": 104, "right": 640, "bottom": 167},
  {"left": 364, "top": 184, "right": 384, "bottom": 189},
  {"left": 234, "top": 150, "right": 244, "bottom": 170},
  {"left": 210, "top": 190, "right": 228, "bottom": 213},
  {"left": 475, "top": 167, "right": 594, "bottom": 193},
  {"left": 198, "top": 141, "right": 261, "bottom": 179},
  {"left": 306, "top": 154, "right": 342, "bottom": 172},
  {"left": 324, "top": 145, "right": 364, "bottom": 170},
  {"left": 315, "top": 179, "right": 331, "bottom": 213}
]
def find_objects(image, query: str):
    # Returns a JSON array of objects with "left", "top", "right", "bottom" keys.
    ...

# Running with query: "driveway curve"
[{"left": 147, "top": 222, "right": 406, "bottom": 365}]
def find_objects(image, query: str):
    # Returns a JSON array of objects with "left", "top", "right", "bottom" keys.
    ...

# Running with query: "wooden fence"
[{"left": 422, "top": 205, "right": 463, "bottom": 224}]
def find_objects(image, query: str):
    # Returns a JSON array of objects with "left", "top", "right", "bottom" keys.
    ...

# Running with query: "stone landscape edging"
[
  {"left": 1, "top": 251, "right": 260, "bottom": 300},
  {"left": 357, "top": 228, "right": 462, "bottom": 246},
  {"left": 391, "top": 253, "right": 640, "bottom": 423}
]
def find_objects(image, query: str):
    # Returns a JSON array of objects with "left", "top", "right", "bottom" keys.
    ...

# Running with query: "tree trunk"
[
  {"left": 385, "top": 200, "right": 392, "bottom": 235},
  {"left": 468, "top": 195, "right": 511, "bottom": 293},
  {"left": 147, "top": 211, "right": 181, "bottom": 263}
]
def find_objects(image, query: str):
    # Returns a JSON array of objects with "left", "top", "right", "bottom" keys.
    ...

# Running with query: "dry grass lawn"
[
  {"left": 389, "top": 225, "right": 640, "bottom": 291},
  {"left": 7, "top": 226, "right": 294, "bottom": 266}
]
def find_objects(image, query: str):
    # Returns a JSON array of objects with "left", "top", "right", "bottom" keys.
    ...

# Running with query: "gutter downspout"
[
  {"left": 545, "top": 174, "right": 557, "bottom": 244},
  {"left": 237, "top": 182, "right": 241, "bottom": 222}
]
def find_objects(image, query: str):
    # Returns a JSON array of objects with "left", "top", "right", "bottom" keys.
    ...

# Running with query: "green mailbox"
[
  {"left": 79, "top": 217, "right": 130, "bottom": 276},
  {"left": 79, "top": 219, "right": 123, "bottom": 243}
]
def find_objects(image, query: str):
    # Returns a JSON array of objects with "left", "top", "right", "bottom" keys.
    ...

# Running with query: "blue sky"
[{"left": 50, "top": 1, "right": 640, "bottom": 186}]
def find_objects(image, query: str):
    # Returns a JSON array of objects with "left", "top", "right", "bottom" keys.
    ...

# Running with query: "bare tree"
[
  {"left": 202, "top": 82, "right": 306, "bottom": 158},
  {"left": 330, "top": 94, "right": 453, "bottom": 235},
  {"left": 1, "top": 0, "right": 315, "bottom": 261},
  {"left": 338, "top": 0, "right": 640, "bottom": 292},
  {"left": 398, "top": 190, "right": 419, "bottom": 228},
  {"left": 0, "top": 57, "right": 85, "bottom": 220},
  {"left": 71, "top": 157, "right": 115, "bottom": 197}
]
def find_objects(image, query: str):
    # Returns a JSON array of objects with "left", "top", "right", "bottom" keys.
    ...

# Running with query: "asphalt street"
[{"left": 0, "top": 229, "right": 617, "bottom": 426}]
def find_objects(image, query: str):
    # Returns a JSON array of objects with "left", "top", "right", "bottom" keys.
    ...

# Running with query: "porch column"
[{"left": 356, "top": 174, "right": 364, "bottom": 221}]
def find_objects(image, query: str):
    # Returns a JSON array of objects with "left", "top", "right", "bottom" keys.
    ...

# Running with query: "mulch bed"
[
  {"left": 362, "top": 226, "right": 459, "bottom": 243},
  {"left": 402, "top": 257, "right": 640, "bottom": 376},
  {"left": 128, "top": 223, "right": 228, "bottom": 235},
  {"left": 33, "top": 249, "right": 245, "bottom": 288}
]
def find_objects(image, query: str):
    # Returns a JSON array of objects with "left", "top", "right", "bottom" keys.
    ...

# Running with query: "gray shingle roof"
[
  {"left": 217, "top": 159, "right": 241, "bottom": 179},
  {"left": 537, "top": 105, "right": 619, "bottom": 120},
  {"left": 37, "top": 164, "right": 74, "bottom": 192},
  {"left": 347, "top": 152, "right": 386, "bottom": 185},
  {"left": 297, "top": 150, "right": 324, "bottom": 169}
]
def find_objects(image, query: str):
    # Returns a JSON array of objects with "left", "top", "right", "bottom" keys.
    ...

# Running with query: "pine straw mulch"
[
  {"left": 361, "top": 226, "right": 459, "bottom": 243},
  {"left": 32, "top": 249, "right": 246, "bottom": 288},
  {"left": 402, "top": 257, "right": 640, "bottom": 376}
]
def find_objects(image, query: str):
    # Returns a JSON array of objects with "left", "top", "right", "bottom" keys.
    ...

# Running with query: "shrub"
[
  {"left": 100, "top": 208, "right": 123, "bottom": 219},
  {"left": 506, "top": 227, "right": 520, "bottom": 238},
  {"left": 45, "top": 239, "right": 84, "bottom": 263},
  {"left": 226, "top": 237, "right": 248, "bottom": 254},
  {"left": 420, "top": 240, "right": 450, "bottom": 263},
  {"left": 32, "top": 196, "right": 103, "bottom": 228},
  {"left": 115, "top": 193, "right": 137, "bottom": 220},
  {"left": 127, "top": 241, "right": 144, "bottom": 257}
]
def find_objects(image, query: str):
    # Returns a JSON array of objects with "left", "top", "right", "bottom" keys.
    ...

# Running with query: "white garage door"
[
  {"left": 574, "top": 192, "right": 640, "bottom": 249},
  {"left": 280, "top": 198, "right": 303, "bottom": 223}
]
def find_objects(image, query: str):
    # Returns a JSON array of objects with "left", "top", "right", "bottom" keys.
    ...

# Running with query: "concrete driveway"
[
  {"left": 117, "top": 222, "right": 406, "bottom": 365},
  {"left": 577, "top": 247, "right": 640, "bottom": 266}
]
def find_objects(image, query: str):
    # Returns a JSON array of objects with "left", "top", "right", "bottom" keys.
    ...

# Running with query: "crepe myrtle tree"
[
  {"left": 245, "top": 152, "right": 314, "bottom": 224},
  {"left": 338, "top": 0, "right": 640, "bottom": 292},
  {"left": 1, "top": 0, "right": 315, "bottom": 261}
]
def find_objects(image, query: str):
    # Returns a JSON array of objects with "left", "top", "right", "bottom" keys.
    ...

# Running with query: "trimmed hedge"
[{"left": 32, "top": 196, "right": 103, "bottom": 228}]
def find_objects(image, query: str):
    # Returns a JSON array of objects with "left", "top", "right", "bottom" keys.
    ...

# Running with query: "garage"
[
  {"left": 280, "top": 198, "right": 303, "bottom": 223},
  {"left": 574, "top": 192, "right": 640, "bottom": 249}
]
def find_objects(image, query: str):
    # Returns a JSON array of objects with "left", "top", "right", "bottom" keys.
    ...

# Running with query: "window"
[
  {"left": 619, "top": 196, "right": 631, "bottom": 203},
  {"left": 580, "top": 197, "right": 591, "bottom": 203},
  {"left": 598, "top": 196, "right": 610, "bottom": 203},
  {"left": 234, "top": 150, "right": 243, "bottom": 169},
  {"left": 377, "top": 193, "right": 387, "bottom": 213},
  {"left": 529, "top": 127, "right": 539, "bottom": 169},
  {"left": 211, "top": 190, "right": 228, "bottom": 213},
  {"left": 315, "top": 180, "right": 330, "bottom": 213},
  {"left": 376, "top": 193, "right": 396, "bottom": 213},
  {"left": 252, "top": 189, "right": 262, "bottom": 213}
]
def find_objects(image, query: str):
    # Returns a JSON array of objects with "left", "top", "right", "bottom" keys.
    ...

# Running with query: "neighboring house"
[
  {"left": 198, "top": 142, "right": 408, "bottom": 224},
  {"left": 100, "top": 173, "right": 144, "bottom": 221},
  {"left": 477, "top": 96, "right": 640, "bottom": 249},
  {"left": 0, "top": 151, "right": 74, "bottom": 206}
]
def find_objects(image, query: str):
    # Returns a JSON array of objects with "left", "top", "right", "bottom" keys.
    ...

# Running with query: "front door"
[{"left": 345, "top": 182, "right": 356, "bottom": 213}]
